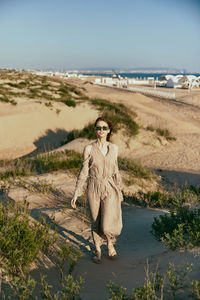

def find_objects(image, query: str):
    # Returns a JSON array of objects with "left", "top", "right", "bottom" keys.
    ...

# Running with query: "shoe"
[
  {"left": 92, "top": 250, "right": 102, "bottom": 264},
  {"left": 107, "top": 244, "right": 117, "bottom": 259}
]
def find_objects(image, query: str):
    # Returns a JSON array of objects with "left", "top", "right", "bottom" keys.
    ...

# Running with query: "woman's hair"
[{"left": 94, "top": 117, "right": 113, "bottom": 141}]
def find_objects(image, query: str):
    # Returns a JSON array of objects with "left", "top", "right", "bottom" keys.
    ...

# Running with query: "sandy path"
[
  {"left": 49, "top": 205, "right": 200, "bottom": 300},
  {"left": 72, "top": 205, "right": 200, "bottom": 299}
]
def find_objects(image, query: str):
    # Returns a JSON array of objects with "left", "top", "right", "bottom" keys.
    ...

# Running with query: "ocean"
[{"left": 82, "top": 72, "right": 200, "bottom": 80}]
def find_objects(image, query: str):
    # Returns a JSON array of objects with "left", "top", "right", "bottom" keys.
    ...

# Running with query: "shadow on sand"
[
  {"left": 30, "top": 207, "right": 93, "bottom": 255},
  {"left": 23, "top": 128, "right": 69, "bottom": 157},
  {"left": 154, "top": 168, "right": 200, "bottom": 189}
]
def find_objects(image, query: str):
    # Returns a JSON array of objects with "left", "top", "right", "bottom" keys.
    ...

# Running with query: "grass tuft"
[
  {"left": 60, "top": 98, "right": 76, "bottom": 107},
  {"left": 118, "top": 157, "right": 154, "bottom": 180},
  {"left": 146, "top": 125, "right": 176, "bottom": 141},
  {"left": 0, "top": 150, "right": 82, "bottom": 180}
]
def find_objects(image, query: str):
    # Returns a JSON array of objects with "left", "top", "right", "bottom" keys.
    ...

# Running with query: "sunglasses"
[{"left": 95, "top": 126, "right": 108, "bottom": 131}]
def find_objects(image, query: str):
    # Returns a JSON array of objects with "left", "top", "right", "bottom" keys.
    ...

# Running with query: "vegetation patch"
[
  {"left": 91, "top": 98, "right": 139, "bottom": 136},
  {"left": 0, "top": 200, "right": 84, "bottom": 299},
  {"left": 0, "top": 69, "right": 85, "bottom": 106},
  {"left": 146, "top": 125, "right": 176, "bottom": 141},
  {"left": 156, "top": 128, "right": 176, "bottom": 141},
  {"left": 107, "top": 261, "right": 195, "bottom": 300},
  {"left": 0, "top": 93, "right": 17, "bottom": 105},
  {"left": 139, "top": 189, "right": 191, "bottom": 209},
  {"left": 118, "top": 157, "right": 155, "bottom": 180},
  {"left": 151, "top": 206, "right": 200, "bottom": 250},
  {"left": 60, "top": 98, "right": 76, "bottom": 107},
  {"left": 61, "top": 100, "right": 139, "bottom": 145},
  {"left": 124, "top": 186, "right": 200, "bottom": 209},
  {"left": 0, "top": 200, "right": 57, "bottom": 276},
  {"left": 61, "top": 124, "right": 96, "bottom": 144},
  {"left": 7, "top": 81, "right": 27, "bottom": 89},
  {"left": 0, "top": 149, "right": 82, "bottom": 179}
]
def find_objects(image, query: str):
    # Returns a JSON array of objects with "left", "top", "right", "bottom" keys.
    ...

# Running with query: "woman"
[{"left": 71, "top": 117, "right": 123, "bottom": 263}]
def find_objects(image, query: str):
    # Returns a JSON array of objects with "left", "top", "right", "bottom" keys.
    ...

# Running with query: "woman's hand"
[{"left": 71, "top": 196, "right": 77, "bottom": 209}]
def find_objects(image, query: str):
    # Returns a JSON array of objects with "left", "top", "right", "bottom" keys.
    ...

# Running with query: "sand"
[
  {"left": 1, "top": 76, "right": 200, "bottom": 298},
  {"left": 0, "top": 101, "right": 98, "bottom": 159}
]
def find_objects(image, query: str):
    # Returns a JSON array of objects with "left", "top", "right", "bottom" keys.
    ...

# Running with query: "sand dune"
[
  {"left": 81, "top": 81, "right": 200, "bottom": 183},
  {"left": 1, "top": 77, "right": 200, "bottom": 185},
  {"left": 0, "top": 101, "right": 98, "bottom": 159}
]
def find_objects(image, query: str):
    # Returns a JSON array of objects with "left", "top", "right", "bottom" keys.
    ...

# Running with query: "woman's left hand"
[{"left": 71, "top": 196, "right": 77, "bottom": 209}]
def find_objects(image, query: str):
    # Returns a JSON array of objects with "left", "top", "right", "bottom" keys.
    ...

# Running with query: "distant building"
[
  {"left": 94, "top": 76, "right": 154, "bottom": 87},
  {"left": 165, "top": 75, "right": 200, "bottom": 89}
]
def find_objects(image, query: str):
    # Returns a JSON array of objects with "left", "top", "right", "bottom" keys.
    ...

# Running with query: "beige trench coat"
[{"left": 74, "top": 141, "right": 123, "bottom": 245}]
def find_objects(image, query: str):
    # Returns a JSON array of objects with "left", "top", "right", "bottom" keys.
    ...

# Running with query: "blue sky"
[{"left": 0, "top": 0, "right": 200, "bottom": 71}]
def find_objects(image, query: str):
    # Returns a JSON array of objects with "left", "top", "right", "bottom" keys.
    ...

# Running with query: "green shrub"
[
  {"left": 107, "top": 281, "right": 128, "bottom": 300},
  {"left": 191, "top": 280, "right": 200, "bottom": 299},
  {"left": 167, "top": 263, "right": 193, "bottom": 300},
  {"left": 188, "top": 185, "right": 200, "bottom": 198},
  {"left": 151, "top": 207, "right": 200, "bottom": 250},
  {"left": 40, "top": 274, "right": 84, "bottom": 300},
  {"left": 163, "top": 224, "right": 187, "bottom": 249},
  {"left": 0, "top": 205, "right": 84, "bottom": 299},
  {"left": 0, "top": 200, "right": 57, "bottom": 276},
  {"left": 6, "top": 275, "right": 37, "bottom": 300}
]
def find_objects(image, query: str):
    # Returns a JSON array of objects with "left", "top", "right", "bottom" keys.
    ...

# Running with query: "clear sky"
[{"left": 0, "top": 0, "right": 200, "bottom": 72}]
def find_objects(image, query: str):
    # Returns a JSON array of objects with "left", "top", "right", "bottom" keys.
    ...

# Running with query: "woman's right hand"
[{"left": 71, "top": 196, "right": 77, "bottom": 209}]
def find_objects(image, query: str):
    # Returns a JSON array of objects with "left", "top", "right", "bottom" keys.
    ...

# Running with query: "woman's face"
[{"left": 95, "top": 120, "right": 110, "bottom": 139}]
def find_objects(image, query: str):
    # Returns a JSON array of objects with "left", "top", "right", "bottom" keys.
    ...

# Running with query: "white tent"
[{"left": 166, "top": 76, "right": 183, "bottom": 88}]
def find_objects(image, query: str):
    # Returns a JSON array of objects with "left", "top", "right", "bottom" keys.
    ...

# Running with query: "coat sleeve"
[
  {"left": 112, "top": 145, "right": 122, "bottom": 190},
  {"left": 113, "top": 159, "right": 123, "bottom": 202},
  {"left": 113, "top": 160, "right": 122, "bottom": 190},
  {"left": 73, "top": 154, "right": 90, "bottom": 198}
]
